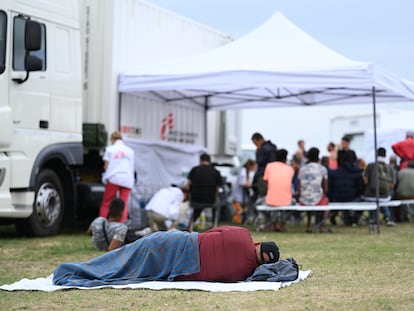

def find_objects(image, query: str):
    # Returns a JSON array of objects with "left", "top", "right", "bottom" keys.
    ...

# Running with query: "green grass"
[{"left": 1, "top": 222, "right": 414, "bottom": 311}]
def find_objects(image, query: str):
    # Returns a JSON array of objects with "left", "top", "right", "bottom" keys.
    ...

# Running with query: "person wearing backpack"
[{"left": 363, "top": 147, "right": 395, "bottom": 226}]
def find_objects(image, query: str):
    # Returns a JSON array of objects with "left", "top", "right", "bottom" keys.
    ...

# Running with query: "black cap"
[{"left": 260, "top": 242, "right": 280, "bottom": 264}]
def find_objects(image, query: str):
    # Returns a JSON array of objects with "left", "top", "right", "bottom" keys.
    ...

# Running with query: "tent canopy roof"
[{"left": 118, "top": 12, "right": 414, "bottom": 110}]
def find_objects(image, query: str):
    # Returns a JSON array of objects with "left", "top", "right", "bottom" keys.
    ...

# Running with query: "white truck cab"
[
  {"left": 0, "top": 0, "right": 238, "bottom": 236},
  {"left": 0, "top": 0, "right": 83, "bottom": 236}
]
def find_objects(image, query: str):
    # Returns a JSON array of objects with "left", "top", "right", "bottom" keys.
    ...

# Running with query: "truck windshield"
[{"left": 0, "top": 11, "right": 6, "bottom": 74}]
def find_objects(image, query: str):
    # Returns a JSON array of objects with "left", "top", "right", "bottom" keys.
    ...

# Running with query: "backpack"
[
  {"left": 246, "top": 257, "right": 299, "bottom": 282},
  {"left": 368, "top": 162, "right": 393, "bottom": 196}
]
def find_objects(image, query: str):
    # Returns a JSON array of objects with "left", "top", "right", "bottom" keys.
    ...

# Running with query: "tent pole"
[
  {"left": 118, "top": 91, "right": 122, "bottom": 131},
  {"left": 371, "top": 86, "right": 380, "bottom": 235},
  {"left": 204, "top": 96, "right": 209, "bottom": 147}
]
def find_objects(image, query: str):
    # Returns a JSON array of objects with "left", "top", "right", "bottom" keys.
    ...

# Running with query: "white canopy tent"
[
  {"left": 119, "top": 12, "right": 414, "bottom": 109},
  {"left": 118, "top": 12, "right": 414, "bottom": 233}
]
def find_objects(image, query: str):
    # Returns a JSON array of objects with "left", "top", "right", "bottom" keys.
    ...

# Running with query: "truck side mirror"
[
  {"left": 25, "top": 54, "right": 43, "bottom": 71},
  {"left": 13, "top": 19, "right": 43, "bottom": 83},
  {"left": 25, "top": 20, "right": 41, "bottom": 51}
]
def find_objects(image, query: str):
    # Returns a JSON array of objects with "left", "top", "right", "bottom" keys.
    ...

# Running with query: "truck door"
[
  {"left": 0, "top": 10, "right": 12, "bottom": 210},
  {"left": 0, "top": 10, "right": 10, "bottom": 145},
  {"left": 8, "top": 14, "right": 49, "bottom": 189},
  {"left": 9, "top": 14, "right": 49, "bottom": 142}
]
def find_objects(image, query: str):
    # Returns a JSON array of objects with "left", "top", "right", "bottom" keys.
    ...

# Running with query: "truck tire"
[{"left": 16, "top": 169, "right": 64, "bottom": 236}]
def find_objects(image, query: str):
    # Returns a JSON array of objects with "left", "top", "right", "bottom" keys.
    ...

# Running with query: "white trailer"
[
  {"left": 81, "top": 0, "right": 232, "bottom": 135},
  {"left": 0, "top": 0, "right": 235, "bottom": 236}
]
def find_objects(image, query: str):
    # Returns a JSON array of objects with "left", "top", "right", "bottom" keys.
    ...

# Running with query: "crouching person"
[
  {"left": 87, "top": 198, "right": 128, "bottom": 251},
  {"left": 145, "top": 185, "right": 187, "bottom": 231}
]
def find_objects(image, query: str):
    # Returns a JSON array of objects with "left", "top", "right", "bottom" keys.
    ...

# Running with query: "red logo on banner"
[{"left": 160, "top": 113, "right": 174, "bottom": 140}]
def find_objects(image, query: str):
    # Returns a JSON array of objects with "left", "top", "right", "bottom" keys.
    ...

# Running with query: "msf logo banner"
[
  {"left": 160, "top": 113, "right": 198, "bottom": 145},
  {"left": 160, "top": 113, "right": 174, "bottom": 140}
]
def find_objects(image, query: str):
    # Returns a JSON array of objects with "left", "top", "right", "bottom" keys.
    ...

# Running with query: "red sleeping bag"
[{"left": 177, "top": 226, "right": 258, "bottom": 282}]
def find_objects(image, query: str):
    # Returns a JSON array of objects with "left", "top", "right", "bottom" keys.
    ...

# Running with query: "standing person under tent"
[
  {"left": 251, "top": 133, "right": 277, "bottom": 200},
  {"left": 392, "top": 131, "right": 414, "bottom": 170},
  {"left": 99, "top": 131, "right": 135, "bottom": 223}
]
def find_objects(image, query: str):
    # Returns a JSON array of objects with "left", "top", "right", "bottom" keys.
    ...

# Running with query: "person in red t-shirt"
[
  {"left": 54, "top": 226, "right": 279, "bottom": 286},
  {"left": 392, "top": 131, "right": 414, "bottom": 170},
  {"left": 176, "top": 226, "right": 279, "bottom": 282}
]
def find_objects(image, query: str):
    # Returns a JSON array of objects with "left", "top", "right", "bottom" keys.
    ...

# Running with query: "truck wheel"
[{"left": 16, "top": 169, "right": 64, "bottom": 236}]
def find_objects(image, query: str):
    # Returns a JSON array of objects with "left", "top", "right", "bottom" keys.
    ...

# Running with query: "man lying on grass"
[{"left": 53, "top": 226, "right": 279, "bottom": 286}]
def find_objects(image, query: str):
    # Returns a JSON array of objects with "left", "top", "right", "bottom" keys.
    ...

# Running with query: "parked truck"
[{"left": 0, "top": 0, "right": 236, "bottom": 236}]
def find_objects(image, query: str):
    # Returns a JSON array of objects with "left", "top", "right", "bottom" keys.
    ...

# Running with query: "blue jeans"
[{"left": 364, "top": 196, "right": 391, "bottom": 222}]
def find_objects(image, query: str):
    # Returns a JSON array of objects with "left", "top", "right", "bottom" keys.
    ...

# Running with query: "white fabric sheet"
[
  {"left": 125, "top": 138, "right": 205, "bottom": 201},
  {"left": 0, "top": 270, "right": 312, "bottom": 292}
]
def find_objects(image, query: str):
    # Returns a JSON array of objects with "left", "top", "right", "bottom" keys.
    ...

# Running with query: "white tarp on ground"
[
  {"left": 0, "top": 270, "right": 312, "bottom": 292},
  {"left": 118, "top": 12, "right": 414, "bottom": 110}
]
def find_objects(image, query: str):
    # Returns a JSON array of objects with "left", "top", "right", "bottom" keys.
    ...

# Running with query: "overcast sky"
[{"left": 147, "top": 0, "right": 414, "bottom": 157}]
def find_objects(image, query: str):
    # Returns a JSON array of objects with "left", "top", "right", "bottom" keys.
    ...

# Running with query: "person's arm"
[
  {"left": 322, "top": 177, "right": 328, "bottom": 195},
  {"left": 391, "top": 142, "right": 399, "bottom": 156},
  {"left": 328, "top": 171, "right": 335, "bottom": 200},
  {"left": 215, "top": 169, "right": 223, "bottom": 193},
  {"left": 392, "top": 141, "right": 406, "bottom": 158},
  {"left": 245, "top": 169, "right": 253, "bottom": 187},
  {"left": 86, "top": 219, "right": 96, "bottom": 236},
  {"left": 107, "top": 238, "right": 122, "bottom": 251},
  {"left": 356, "top": 174, "right": 365, "bottom": 196},
  {"left": 239, "top": 168, "right": 249, "bottom": 187},
  {"left": 268, "top": 144, "right": 277, "bottom": 163},
  {"left": 296, "top": 179, "right": 301, "bottom": 197},
  {"left": 387, "top": 166, "right": 395, "bottom": 191},
  {"left": 183, "top": 178, "right": 191, "bottom": 192},
  {"left": 263, "top": 164, "right": 269, "bottom": 185},
  {"left": 363, "top": 164, "right": 371, "bottom": 185}
]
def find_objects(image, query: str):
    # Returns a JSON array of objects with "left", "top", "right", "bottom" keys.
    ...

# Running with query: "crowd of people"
[
  {"left": 50, "top": 128, "right": 414, "bottom": 286},
  {"left": 86, "top": 129, "right": 414, "bottom": 251},
  {"left": 235, "top": 131, "right": 414, "bottom": 233},
  {"left": 78, "top": 132, "right": 282, "bottom": 284}
]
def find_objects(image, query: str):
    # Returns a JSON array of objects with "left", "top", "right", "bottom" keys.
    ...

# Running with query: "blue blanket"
[{"left": 53, "top": 230, "right": 200, "bottom": 287}]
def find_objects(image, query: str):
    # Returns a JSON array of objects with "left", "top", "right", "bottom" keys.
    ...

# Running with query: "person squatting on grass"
[
  {"left": 145, "top": 185, "right": 187, "bottom": 231},
  {"left": 87, "top": 198, "right": 128, "bottom": 251},
  {"left": 53, "top": 226, "right": 280, "bottom": 286}
]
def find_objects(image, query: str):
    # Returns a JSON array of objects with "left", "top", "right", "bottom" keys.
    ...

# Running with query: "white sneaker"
[
  {"left": 134, "top": 227, "right": 152, "bottom": 236},
  {"left": 386, "top": 220, "right": 396, "bottom": 227}
]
